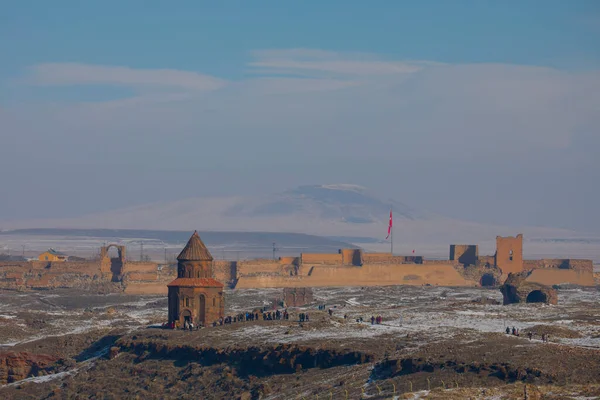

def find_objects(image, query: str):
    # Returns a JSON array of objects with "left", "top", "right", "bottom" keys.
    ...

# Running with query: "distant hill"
[{"left": 1, "top": 184, "right": 586, "bottom": 244}]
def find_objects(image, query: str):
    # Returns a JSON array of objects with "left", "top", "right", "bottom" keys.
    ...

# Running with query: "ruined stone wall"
[
  {"left": 458, "top": 265, "right": 503, "bottom": 286},
  {"left": 125, "top": 261, "right": 160, "bottom": 273},
  {"left": 449, "top": 245, "right": 478, "bottom": 266},
  {"left": 235, "top": 263, "right": 472, "bottom": 288},
  {"left": 123, "top": 282, "right": 169, "bottom": 295},
  {"left": 0, "top": 260, "right": 100, "bottom": 274},
  {"left": 567, "top": 259, "right": 594, "bottom": 272},
  {"left": 0, "top": 259, "right": 175, "bottom": 291},
  {"left": 525, "top": 268, "right": 594, "bottom": 287},
  {"left": 422, "top": 259, "right": 455, "bottom": 265},
  {"left": 495, "top": 234, "right": 524, "bottom": 274},
  {"left": 237, "top": 259, "right": 281, "bottom": 275},
  {"left": 340, "top": 249, "right": 362, "bottom": 265},
  {"left": 283, "top": 287, "right": 314, "bottom": 306},
  {"left": 279, "top": 257, "right": 299, "bottom": 266},
  {"left": 477, "top": 255, "right": 496, "bottom": 267},
  {"left": 125, "top": 272, "right": 158, "bottom": 281},
  {"left": 523, "top": 259, "right": 594, "bottom": 272},
  {"left": 362, "top": 254, "right": 422, "bottom": 264},
  {"left": 213, "top": 261, "right": 237, "bottom": 284},
  {"left": 300, "top": 253, "right": 343, "bottom": 265}
]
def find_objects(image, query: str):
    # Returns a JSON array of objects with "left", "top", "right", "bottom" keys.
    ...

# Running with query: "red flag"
[
  {"left": 412, "top": 249, "right": 415, "bottom": 254},
  {"left": 385, "top": 209, "right": 393, "bottom": 240}
]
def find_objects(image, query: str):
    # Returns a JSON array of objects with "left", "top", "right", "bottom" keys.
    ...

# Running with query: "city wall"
[
  {"left": 525, "top": 268, "right": 594, "bottom": 287},
  {"left": 0, "top": 234, "right": 596, "bottom": 293},
  {"left": 235, "top": 263, "right": 472, "bottom": 288}
]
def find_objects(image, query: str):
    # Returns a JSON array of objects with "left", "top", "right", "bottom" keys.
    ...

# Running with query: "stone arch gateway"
[
  {"left": 100, "top": 244, "right": 126, "bottom": 281},
  {"left": 480, "top": 273, "right": 497, "bottom": 287},
  {"left": 526, "top": 290, "right": 547, "bottom": 303}
]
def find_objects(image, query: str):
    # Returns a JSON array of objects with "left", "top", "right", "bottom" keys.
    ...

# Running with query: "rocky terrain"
[{"left": 0, "top": 285, "right": 599, "bottom": 399}]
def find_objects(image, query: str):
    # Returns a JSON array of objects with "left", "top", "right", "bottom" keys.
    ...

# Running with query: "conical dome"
[{"left": 176, "top": 231, "right": 213, "bottom": 261}]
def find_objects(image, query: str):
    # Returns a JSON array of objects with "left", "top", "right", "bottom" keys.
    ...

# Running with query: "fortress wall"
[
  {"left": 564, "top": 259, "right": 594, "bottom": 272},
  {"left": 0, "top": 261, "right": 101, "bottom": 274},
  {"left": 238, "top": 259, "right": 279, "bottom": 266},
  {"left": 40, "top": 262, "right": 101, "bottom": 275},
  {"left": 525, "top": 268, "right": 594, "bottom": 287},
  {"left": 523, "top": 259, "right": 594, "bottom": 272},
  {"left": 477, "top": 256, "right": 495, "bottom": 266},
  {"left": 523, "top": 260, "right": 543, "bottom": 269},
  {"left": 125, "top": 262, "right": 160, "bottom": 273},
  {"left": 5, "top": 272, "right": 23, "bottom": 279},
  {"left": 422, "top": 260, "right": 456, "bottom": 265},
  {"left": 362, "top": 254, "right": 417, "bottom": 264},
  {"left": 213, "top": 261, "right": 237, "bottom": 283},
  {"left": 236, "top": 263, "right": 473, "bottom": 288},
  {"left": 235, "top": 276, "right": 308, "bottom": 289},
  {"left": 0, "top": 261, "right": 31, "bottom": 269},
  {"left": 317, "top": 263, "right": 472, "bottom": 286},
  {"left": 124, "top": 282, "right": 169, "bottom": 295},
  {"left": 301, "top": 253, "right": 343, "bottom": 265},
  {"left": 340, "top": 249, "right": 362, "bottom": 265},
  {"left": 126, "top": 272, "right": 158, "bottom": 281},
  {"left": 449, "top": 245, "right": 478, "bottom": 265},
  {"left": 279, "top": 257, "right": 299, "bottom": 265},
  {"left": 238, "top": 261, "right": 281, "bottom": 275}
]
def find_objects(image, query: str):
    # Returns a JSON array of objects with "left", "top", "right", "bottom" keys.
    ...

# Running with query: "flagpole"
[{"left": 390, "top": 205, "right": 393, "bottom": 255}]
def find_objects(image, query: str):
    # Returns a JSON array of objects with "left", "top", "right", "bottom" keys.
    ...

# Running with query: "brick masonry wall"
[
  {"left": 449, "top": 245, "right": 478, "bottom": 265},
  {"left": 523, "top": 259, "right": 594, "bottom": 272},
  {"left": 236, "top": 264, "right": 473, "bottom": 288},
  {"left": 213, "top": 261, "right": 236, "bottom": 284},
  {"left": 300, "top": 253, "right": 343, "bottom": 265},
  {"left": 526, "top": 268, "right": 594, "bottom": 286}
]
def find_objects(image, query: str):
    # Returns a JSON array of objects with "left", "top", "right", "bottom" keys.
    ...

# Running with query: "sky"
[{"left": 1, "top": 1, "right": 599, "bottom": 233}]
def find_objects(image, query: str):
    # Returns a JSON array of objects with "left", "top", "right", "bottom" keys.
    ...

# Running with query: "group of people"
[
  {"left": 220, "top": 312, "right": 257, "bottom": 324},
  {"left": 298, "top": 312, "right": 310, "bottom": 322},
  {"left": 263, "top": 309, "right": 290, "bottom": 321},
  {"left": 216, "top": 309, "right": 291, "bottom": 326},
  {"left": 541, "top": 333, "right": 551, "bottom": 342},
  {"left": 506, "top": 326, "right": 520, "bottom": 336},
  {"left": 166, "top": 302, "right": 391, "bottom": 331},
  {"left": 505, "top": 326, "right": 551, "bottom": 343},
  {"left": 162, "top": 320, "right": 200, "bottom": 330}
]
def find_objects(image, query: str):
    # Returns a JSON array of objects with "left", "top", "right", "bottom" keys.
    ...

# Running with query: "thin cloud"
[
  {"left": 249, "top": 48, "right": 427, "bottom": 77},
  {"left": 26, "top": 63, "right": 226, "bottom": 91}
]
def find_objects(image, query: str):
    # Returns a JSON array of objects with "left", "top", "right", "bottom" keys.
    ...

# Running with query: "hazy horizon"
[{"left": 2, "top": 2, "right": 599, "bottom": 234}]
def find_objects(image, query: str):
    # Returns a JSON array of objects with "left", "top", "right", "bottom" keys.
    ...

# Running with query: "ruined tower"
[
  {"left": 167, "top": 231, "right": 224, "bottom": 326},
  {"left": 494, "top": 234, "right": 524, "bottom": 274}
]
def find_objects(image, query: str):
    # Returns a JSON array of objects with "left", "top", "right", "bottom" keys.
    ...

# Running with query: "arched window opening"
[
  {"left": 509, "top": 250, "right": 514, "bottom": 261},
  {"left": 185, "top": 297, "right": 190, "bottom": 307},
  {"left": 212, "top": 297, "right": 216, "bottom": 306}
]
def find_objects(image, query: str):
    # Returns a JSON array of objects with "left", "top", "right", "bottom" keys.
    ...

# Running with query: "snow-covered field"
[
  {"left": 219, "top": 286, "right": 600, "bottom": 349},
  {"left": 1, "top": 285, "right": 599, "bottom": 351}
]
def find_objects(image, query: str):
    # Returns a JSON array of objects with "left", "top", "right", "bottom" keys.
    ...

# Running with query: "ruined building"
[
  {"left": 283, "top": 287, "right": 314, "bottom": 307},
  {"left": 0, "top": 233, "right": 594, "bottom": 294},
  {"left": 167, "top": 231, "right": 224, "bottom": 327}
]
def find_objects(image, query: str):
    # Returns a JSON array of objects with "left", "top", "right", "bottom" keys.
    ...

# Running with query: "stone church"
[{"left": 167, "top": 231, "right": 224, "bottom": 326}]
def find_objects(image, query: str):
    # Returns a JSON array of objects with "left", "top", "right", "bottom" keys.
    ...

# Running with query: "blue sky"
[
  {"left": 1, "top": 1, "right": 599, "bottom": 233},
  {"left": 2, "top": 1, "right": 598, "bottom": 80}
]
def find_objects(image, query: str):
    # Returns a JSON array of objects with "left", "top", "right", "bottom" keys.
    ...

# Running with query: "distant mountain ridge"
[
  {"left": 224, "top": 184, "right": 425, "bottom": 224},
  {"left": 1, "top": 184, "right": 586, "bottom": 244},
  {"left": 0, "top": 228, "right": 358, "bottom": 250}
]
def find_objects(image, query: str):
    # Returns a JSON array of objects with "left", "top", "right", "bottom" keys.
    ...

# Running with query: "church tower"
[{"left": 167, "top": 231, "right": 224, "bottom": 326}]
